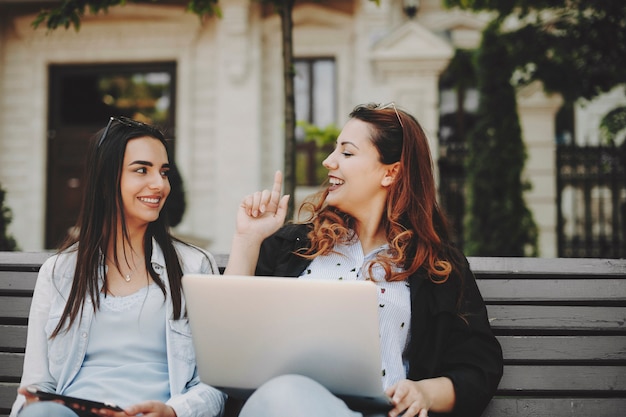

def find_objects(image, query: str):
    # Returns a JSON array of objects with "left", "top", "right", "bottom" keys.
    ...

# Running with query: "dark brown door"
[{"left": 46, "top": 63, "right": 176, "bottom": 248}]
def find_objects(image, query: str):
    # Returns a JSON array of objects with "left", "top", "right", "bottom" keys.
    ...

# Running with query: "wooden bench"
[{"left": 1, "top": 252, "right": 625, "bottom": 417}]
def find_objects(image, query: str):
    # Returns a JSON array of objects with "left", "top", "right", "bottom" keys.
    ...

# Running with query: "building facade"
[{"left": 0, "top": 0, "right": 564, "bottom": 255}]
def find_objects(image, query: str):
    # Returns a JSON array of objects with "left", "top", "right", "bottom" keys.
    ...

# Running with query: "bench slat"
[
  {"left": 0, "top": 271, "right": 38, "bottom": 292},
  {"left": 487, "top": 305, "right": 626, "bottom": 332},
  {"left": 0, "top": 252, "right": 51, "bottom": 269},
  {"left": 483, "top": 397, "right": 626, "bottom": 417},
  {"left": 3, "top": 335, "right": 623, "bottom": 371},
  {"left": 498, "top": 365, "right": 626, "bottom": 392},
  {"left": 0, "top": 326, "right": 27, "bottom": 351},
  {"left": 0, "top": 382, "right": 18, "bottom": 417},
  {"left": 0, "top": 298, "right": 31, "bottom": 320},
  {"left": 0, "top": 353, "right": 23, "bottom": 379},
  {"left": 478, "top": 278, "right": 626, "bottom": 302},
  {"left": 469, "top": 257, "right": 626, "bottom": 277},
  {"left": 497, "top": 335, "right": 626, "bottom": 361}
]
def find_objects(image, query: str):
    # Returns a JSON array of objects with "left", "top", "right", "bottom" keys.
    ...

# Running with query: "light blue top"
[
  {"left": 11, "top": 239, "right": 226, "bottom": 417},
  {"left": 64, "top": 283, "right": 170, "bottom": 407},
  {"left": 299, "top": 236, "right": 411, "bottom": 389}
]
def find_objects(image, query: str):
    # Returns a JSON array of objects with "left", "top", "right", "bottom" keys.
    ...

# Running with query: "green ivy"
[
  {"left": 599, "top": 106, "right": 626, "bottom": 146},
  {"left": 296, "top": 121, "right": 341, "bottom": 146},
  {"left": 464, "top": 21, "right": 538, "bottom": 257},
  {"left": 32, "top": 0, "right": 222, "bottom": 31}
]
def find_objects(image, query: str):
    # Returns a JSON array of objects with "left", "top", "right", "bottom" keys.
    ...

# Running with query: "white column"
[
  {"left": 369, "top": 21, "right": 453, "bottom": 180},
  {"left": 210, "top": 0, "right": 263, "bottom": 253},
  {"left": 517, "top": 82, "right": 563, "bottom": 257}
]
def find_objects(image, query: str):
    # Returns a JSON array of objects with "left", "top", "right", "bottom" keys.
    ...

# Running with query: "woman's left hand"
[
  {"left": 385, "top": 377, "right": 455, "bottom": 417},
  {"left": 97, "top": 400, "right": 177, "bottom": 417},
  {"left": 385, "top": 379, "right": 431, "bottom": 417}
]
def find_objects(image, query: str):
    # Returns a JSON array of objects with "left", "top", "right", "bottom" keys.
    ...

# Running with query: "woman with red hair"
[{"left": 226, "top": 103, "right": 502, "bottom": 417}]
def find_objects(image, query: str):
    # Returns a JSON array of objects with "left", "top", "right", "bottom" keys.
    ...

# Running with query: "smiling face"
[
  {"left": 322, "top": 118, "right": 398, "bottom": 220},
  {"left": 119, "top": 136, "right": 171, "bottom": 230}
]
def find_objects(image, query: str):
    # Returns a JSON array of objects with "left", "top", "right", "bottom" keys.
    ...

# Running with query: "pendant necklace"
[
  {"left": 107, "top": 255, "right": 140, "bottom": 283},
  {"left": 122, "top": 264, "right": 139, "bottom": 282}
]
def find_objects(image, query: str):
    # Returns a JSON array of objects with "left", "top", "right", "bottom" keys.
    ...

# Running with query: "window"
[
  {"left": 294, "top": 58, "right": 336, "bottom": 185},
  {"left": 46, "top": 62, "right": 176, "bottom": 248}
]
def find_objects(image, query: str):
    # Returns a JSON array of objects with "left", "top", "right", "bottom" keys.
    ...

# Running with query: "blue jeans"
[
  {"left": 18, "top": 401, "right": 80, "bottom": 417},
  {"left": 238, "top": 374, "right": 387, "bottom": 417}
]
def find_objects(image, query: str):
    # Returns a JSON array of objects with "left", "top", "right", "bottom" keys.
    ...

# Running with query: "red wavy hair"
[{"left": 298, "top": 103, "right": 454, "bottom": 283}]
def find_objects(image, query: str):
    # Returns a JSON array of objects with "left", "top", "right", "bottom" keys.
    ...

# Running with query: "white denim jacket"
[{"left": 10, "top": 240, "right": 226, "bottom": 417}]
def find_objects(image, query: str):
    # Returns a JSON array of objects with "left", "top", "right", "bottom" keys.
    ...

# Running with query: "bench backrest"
[
  {"left": 471, "top": 257, "right": 626, "bottom": 416},
  {"left": 1, "top": 252, "right": 625, "bottom": 417},
  {"left": 0, "top": 252, "right": 51, "bottom": 417}
]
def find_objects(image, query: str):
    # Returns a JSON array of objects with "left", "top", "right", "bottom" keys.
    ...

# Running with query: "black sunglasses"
[{"left": 97, "top": 116, "right": 154, "bottom": 148}]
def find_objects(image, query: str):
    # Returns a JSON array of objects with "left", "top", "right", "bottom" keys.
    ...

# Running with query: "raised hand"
[
  {"left": 225, "top": 171, "right": 290, "bottom": 276},
  {"left": 235, "top": 170, "right": 290, "bottom": 241}
]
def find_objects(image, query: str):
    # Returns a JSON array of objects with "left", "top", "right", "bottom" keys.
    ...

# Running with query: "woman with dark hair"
[
  {"left": 226, "top": 103, "right": 503, "bottom": 417},
  {"left": 11, "top": 117, "right": 225, "bottom": 417}
]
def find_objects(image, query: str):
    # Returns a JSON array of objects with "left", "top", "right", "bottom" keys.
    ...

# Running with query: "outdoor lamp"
[{"left": 403, "top": 0, "right": 420, "bottom": 19}]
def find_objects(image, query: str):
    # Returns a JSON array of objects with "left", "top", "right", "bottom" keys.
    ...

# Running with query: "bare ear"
[{"left": 381, "top": 162, "right": 400, "bottom": 187}]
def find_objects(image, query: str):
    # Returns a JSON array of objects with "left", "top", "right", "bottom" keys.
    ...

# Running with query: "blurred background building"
[{"left": 0, "top": 0, "right": 624, "bottom": 257}]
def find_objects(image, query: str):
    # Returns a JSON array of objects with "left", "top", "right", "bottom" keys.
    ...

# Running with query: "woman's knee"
[
  {"left": 258, "top": 374, "right": 321, "bottom": 395},
  {"left": 18, "top": 401, "right": 79, "bottom": 417},
  {"left": 239, "top": 374, "right": 360, "bottom": 417},
  {"left": 245, "top": 374, "right": 319, "bottom": 407}
]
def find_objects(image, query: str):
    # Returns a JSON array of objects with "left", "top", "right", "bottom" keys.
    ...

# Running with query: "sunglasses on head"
[
  {"left": 376, "top": 102, "right": 404, "bottom": 128},
  {"left": 97, "top": 116, "right": 154, "bottom": 148}
]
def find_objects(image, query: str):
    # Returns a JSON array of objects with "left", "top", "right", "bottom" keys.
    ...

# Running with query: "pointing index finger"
[{"left": 272, "top": 171, "right": 283, "bottom": 197}]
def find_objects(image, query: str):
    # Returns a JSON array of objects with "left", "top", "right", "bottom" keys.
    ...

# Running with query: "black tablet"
[{"left": 25, "top": 386, "right": 123, "bottom": 415}]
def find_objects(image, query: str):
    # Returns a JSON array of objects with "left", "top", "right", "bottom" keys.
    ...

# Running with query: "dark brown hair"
[{"left": 51, "top": 118, "right": 190, "bottom": 337}]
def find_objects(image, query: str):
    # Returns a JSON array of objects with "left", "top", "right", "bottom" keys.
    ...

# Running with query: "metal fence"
[
  {"left": 437, "top": 143, "right": 626, "bottom": 258},
  {"left": 556, "top": 144, "right": 626, "bottom": 258}
]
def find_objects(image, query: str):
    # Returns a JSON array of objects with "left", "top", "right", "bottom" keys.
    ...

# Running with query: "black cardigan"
[{"left": 255, "top": 223, "right": 503, "bottom": 417}]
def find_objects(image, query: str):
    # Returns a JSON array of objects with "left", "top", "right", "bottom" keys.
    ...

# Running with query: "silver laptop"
[{"left": 182, "top": 274, "right": 393, "bottom": 411}]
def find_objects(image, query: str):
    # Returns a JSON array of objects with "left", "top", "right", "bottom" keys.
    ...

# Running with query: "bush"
[
  {"left": 0, "top": 183, "right": 18, "bottom": 251},
  {"left": 464, "top": 22, "right": 538, "bottom": 256}
]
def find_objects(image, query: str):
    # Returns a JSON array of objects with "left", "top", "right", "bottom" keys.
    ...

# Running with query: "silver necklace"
[
  {"left": 123, "top": 265, "right": 140, "bottom": 282},
  {"left": 106, "top": 256, "right": 141, "bottom": 283}
]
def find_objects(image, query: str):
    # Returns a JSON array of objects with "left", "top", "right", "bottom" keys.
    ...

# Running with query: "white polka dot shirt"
[{"left": 298, "top": 236, "right": 411, "bottom": 389}]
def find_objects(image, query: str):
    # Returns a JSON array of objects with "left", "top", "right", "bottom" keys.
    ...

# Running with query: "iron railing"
[{"left": 557, "top": 144, "right": 626, "bottom": 258}]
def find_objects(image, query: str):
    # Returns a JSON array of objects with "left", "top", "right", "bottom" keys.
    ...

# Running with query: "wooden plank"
[
  {"left": 0, "top": 252, "right": 227, "bottom": 274},
  {"left": 487, "top": 305, "right": 626, "bottom": 332},
  {"left": 483, "top": 397, "right": 626, "bottom": 417},
  {"left": 478, "top": 278, "right": 626, "bottom": 302},
  {"left": 498, "top": 365, "right": 626, "bottom": 391},
  {"left": 0, "top": 271, "right": 38, "bottom": 292},
  {"left": 468, "top": 257, "right": 626, "bottom": 277},
  {"left": 0, "top": 326, "right": 27, "bottom": 350},
  {"left": 0, "top": 353, "right": 23, "bottom": 379},
  {"left": 7, "top": 253, "right": 619, "bottom": 278},
  {"left": 0, "top": 297, "right": 31, "bottom": 319},
  {"left": 498, "top": 335, "right": 626, "bottom": 361},
  {"left": 0, "top": 382, "right": 18, "bottom": 417},
  {"left": 0, "top": 252, "right": 51, "bottom": 269}
]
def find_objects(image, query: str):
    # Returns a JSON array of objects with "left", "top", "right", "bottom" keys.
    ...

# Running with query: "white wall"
[{"left": 0, "top": 4, "right": 220, "bottom": 250}]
